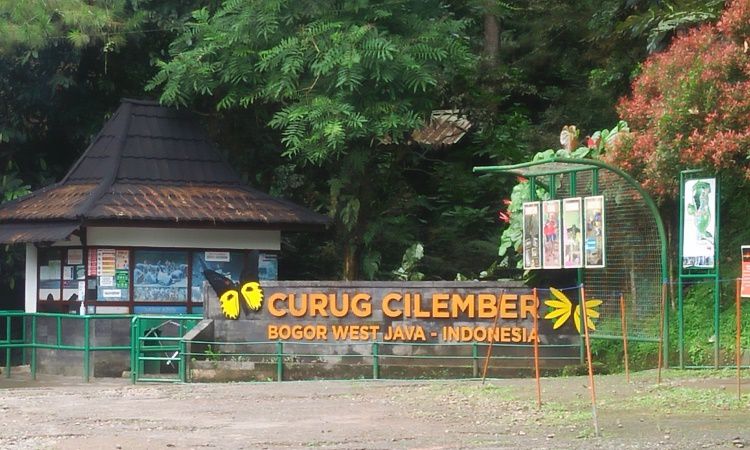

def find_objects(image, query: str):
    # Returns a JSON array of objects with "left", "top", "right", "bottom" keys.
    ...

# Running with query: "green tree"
[
  {"left": 0, "top": 0, "right": 198, "bottom": 297},
  {"left": 148, "top": 0, "right": 477, "bottom": 279}
]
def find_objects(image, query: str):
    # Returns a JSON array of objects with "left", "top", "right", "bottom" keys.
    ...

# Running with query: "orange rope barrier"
[
  {"left": 533, "top": 288, "right": 541, "bottom": 409},
  {"left": 580, "top": 284, "right": 600, "bottom": 437},
  {"left": 619, "top": 292, "right": 630, "bottom": 383}
]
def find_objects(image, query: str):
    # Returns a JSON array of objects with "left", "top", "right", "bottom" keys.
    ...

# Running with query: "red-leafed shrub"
[{"left": 610, "top": 0, "right": 750, "bottom": 198}]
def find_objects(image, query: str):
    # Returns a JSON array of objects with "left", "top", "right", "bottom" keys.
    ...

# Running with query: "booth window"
[
  {"left": 38, "top": 247, "right": 86, "bottom": 302},
  {"left": 133, "top": 250, "right": 188, "bottom": 302},
  {"left": 190, "top": 251, "right": 246, "bottom": 303},
  {"left": 38, "top": 248, "right": 63, "bottom": 301},
  {"left": 92, "top": 248, "right": 130, "bottom": 301},
  {"left": 37, "top": 246, "right": 276, "bottom": 313}
]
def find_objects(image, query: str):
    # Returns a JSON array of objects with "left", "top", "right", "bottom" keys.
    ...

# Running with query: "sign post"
[
  {"left": 678, "top": 171, "right": 719, "bottom": 368},
  {"left": 738, "top": 247, "right": 750, "bottom": 399}
]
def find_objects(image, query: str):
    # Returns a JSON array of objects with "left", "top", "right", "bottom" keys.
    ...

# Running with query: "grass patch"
[
  {"left": 616, "top": 385, "right": 749, "bottom": 412},
  {"left": 540, "top": 400, "right": 592, "bottom": 426}
]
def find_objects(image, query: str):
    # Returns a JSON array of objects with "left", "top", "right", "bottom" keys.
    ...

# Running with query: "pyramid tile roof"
[{"left": 0, "top": 99, "right": 328, "bottom": 242}]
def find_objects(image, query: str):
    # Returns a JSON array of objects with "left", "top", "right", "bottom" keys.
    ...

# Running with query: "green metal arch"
[
  {"left": 474, "top": 157, "right": 670, "bottom": 361},
  {"left": 473, "top": 156, "right": 668, "bottom": 284}
]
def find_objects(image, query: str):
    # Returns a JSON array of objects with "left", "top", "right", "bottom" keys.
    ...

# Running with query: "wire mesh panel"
[{"left": 554, "top": 169, "right": 663, "bottom": 340}]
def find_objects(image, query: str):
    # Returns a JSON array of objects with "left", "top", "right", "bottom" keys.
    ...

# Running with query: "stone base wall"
[{"left": 29, "top": 315, "right": 131, "bottom": 378}]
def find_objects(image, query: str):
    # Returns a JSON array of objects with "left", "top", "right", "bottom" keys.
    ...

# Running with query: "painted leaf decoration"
[
  {"left": 552, "top": 309, "right": 571, "bottom": 329},
  {"left": 573, "top": 305, "right": 582, "bottom": 333}
]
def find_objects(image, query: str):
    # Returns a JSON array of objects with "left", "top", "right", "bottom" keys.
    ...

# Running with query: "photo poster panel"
[
  {"left": 584, "top": 195, "right": 606, "bottom": 268},
  {"left": 562, "top": 198, "right": 584, "bottom": 269},
  {"left": 522, "top": 202, "right": 542, "bottom": 270},
  {"left": 96, "top": 249, "right": 128, "bottom": 301},
  {"left": 682, "top": 178, "right": 716, "bottom": 269},
  {"left": 133, "top": 250, "right": 188, "bottom": 302},
  {"left": 191, "top": 251, "right": 244, "bottom": 303},
  {"left": 259, "top": 253, "right": 279, "bottom": 281},
  {"left": 542, "top": 200, "right": 562, "bottom": 269}
]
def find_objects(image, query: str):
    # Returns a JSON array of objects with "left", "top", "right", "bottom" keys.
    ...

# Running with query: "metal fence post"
[
  {"left": 83, "top": 316, "right": 91, "bottom": 382},
  {"left": 5, "top": 315, "right": 11, "bottom": 378},
  {"left": 21, "top": 315, "right": 27, "bottom": 366},
  {"left": 372, "top": 342, "right": 379, "bottom": 380},
  {"left": 276, "top": 341, "right": 283, "bottom": 382},
  {"left": 56, "top": 316, "right": 62, "bottom": 347},
  {"left": 472, "top": 342, "right": 478, "bottom": 378},
  {"left": 130, "top": 316, "right": 138, "bottom": 384},
  {"left": 31, "top": 315, "right": 37, "bottom": 380},
  {"left": 179, "top": 339, "right": 187, "bottom": 383}
]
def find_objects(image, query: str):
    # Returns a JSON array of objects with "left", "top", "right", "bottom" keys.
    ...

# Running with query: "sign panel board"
[
  {"left": 562, "top": 198, "right": 583, "bottom": 269},
  {"left": 682, "top": 178, "right": 716, "bottom": 269},
  {"left": 206, "top": 282, "right": 590, "bottom": 347},
  {"left": 542, "top": 200, "right": 562, "bottom": 269},
  {"left": 584, "top": 195, "right": 606, "bottom": 268},
  {"left": 741, "top": 246, "right": 750, "bottom": 298},
  {"left": 522, "top": 202, "right": 542, "bottom": 270}
]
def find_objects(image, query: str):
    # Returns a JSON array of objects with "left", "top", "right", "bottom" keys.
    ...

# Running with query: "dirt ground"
[{"left": 0, "top": 369, "right": 749, "bottom": 449}]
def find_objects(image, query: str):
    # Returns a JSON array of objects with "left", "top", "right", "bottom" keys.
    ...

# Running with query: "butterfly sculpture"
[{"left": 199, "top": 258, "right": 263, "bottom": 319}]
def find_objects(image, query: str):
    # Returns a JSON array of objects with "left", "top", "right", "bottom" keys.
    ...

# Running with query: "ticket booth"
[{"left": 0, "top": 98, "right": 328, "bottom": 315}]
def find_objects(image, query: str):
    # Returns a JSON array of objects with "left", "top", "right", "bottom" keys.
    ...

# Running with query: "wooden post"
[
  {"left": 481, "top": 290, "right": 504, "bottom": 384},
  {"left": 532, "top": 288, "right": 542, "bottom": 409},
  {"left": 619, "top": 293, "right": 630, "bottom": 383},
  {"left": 580, "top": 284, "right": 600, "bottom": 437},
  {"left": 736, "top": 278, "right": 742, "bottom": 401}
]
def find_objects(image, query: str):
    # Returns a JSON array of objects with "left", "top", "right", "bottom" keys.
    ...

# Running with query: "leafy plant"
[
  {"left": 496, "top": 122, "right": 629, "bottom": 269},
  {"left": 612, "top": 0, "right": 750, "bottom": 199},
  {"left": 392, "top": 243, "right": 425, "bottom": 281}
]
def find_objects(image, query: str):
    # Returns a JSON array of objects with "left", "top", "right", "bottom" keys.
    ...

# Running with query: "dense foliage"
[
  {"left": 611, "top": 0, "right": 750, "bottom": 198},
  {"left": 0, "top": 0, "right": 735, "bottom": 286}
]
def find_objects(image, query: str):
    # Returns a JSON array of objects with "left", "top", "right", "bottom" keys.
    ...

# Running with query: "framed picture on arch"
[
  {"left": 542, "top": 200, "right": 562, "bottom": 269},
  {"left": 522, "top": 202, "right": 542, "bottom": 270},
  {"left": 584, "top": 195, "right": 606, "bottom": 268}
]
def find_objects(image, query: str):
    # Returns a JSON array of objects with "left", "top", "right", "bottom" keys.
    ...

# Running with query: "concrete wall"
[{"left": 31, "top": 315, "right": 132, "bottom": 378}]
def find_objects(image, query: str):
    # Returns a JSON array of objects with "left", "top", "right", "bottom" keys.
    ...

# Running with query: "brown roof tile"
[
  {"left": 412, "top": 110, "right": 471, "bottom": 146},
  {"left": 89, "top": 184, "right": 327, "bottom": 226},
  {"left": 0, "top": 99, "right": 328, "bottom": 231},
  {"left": 0, "top": 184, "right": 96, "bottom": 221}
]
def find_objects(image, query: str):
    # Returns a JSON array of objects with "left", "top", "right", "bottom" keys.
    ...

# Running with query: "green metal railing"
[
  {"left": 183, "top": 340, "right": 581, "bottom": 382},
  {"left": 1, "top": 311, "right": 26, "bottom": 378},
  {"left": 0, "top": 311, "right": 132, "bottom": 382},
  {"left": 130, "top": 315, "right": 201, "bottom": 384}
]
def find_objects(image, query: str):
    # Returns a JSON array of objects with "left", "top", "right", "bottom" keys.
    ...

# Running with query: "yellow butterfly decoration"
[
  {"left": 544, "top": 287, "right": 601, "bottom": 333},
  {"left": 203, "top": 268, "right": 264, "bottom": 320}
]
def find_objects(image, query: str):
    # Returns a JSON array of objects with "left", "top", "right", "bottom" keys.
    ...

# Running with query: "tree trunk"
[
  {"left": 483, "top": 5, "right": 500, "bottom": 68},
  {"left": 342, "top": 243, "right": 359, "bottom": 281}
]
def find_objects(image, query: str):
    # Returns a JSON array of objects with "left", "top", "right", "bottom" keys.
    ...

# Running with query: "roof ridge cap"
[
  {"left": 120, "top": 97, "right": 162, "bottom": 106},
  {"left": 71, "top": 101, "right": 135, "bottom": 218}
]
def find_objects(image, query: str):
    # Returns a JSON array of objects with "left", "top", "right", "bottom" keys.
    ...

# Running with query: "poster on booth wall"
[
  {"left": 259, "top": 253, "right": 278, "bottom": 280},
  {"left": 682, "top": 178, "right": 716, "bottom": 269},
  {"left": 522, "top": 202, "right": 542, "bottom": 270},
  {"left": 741, "top": 246, "right": 750, "bottom": 298},
  {"left": 542, "top": 200, "right": 562, "bottom": 269},
  {"left": 67, "top": 249, "right": 83, "bottom": 265},
  {"left": 584, "top": 195, "right": 606, "bottom": 268},
  {"left": 97, "top": 249, "right": 116, "bottom": 277},
  {"left": 88, "top": 249, "right": 97, "bottom": 276},
  {"left": 562, "top": 198, "right": 583, "bottom": 269}
]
